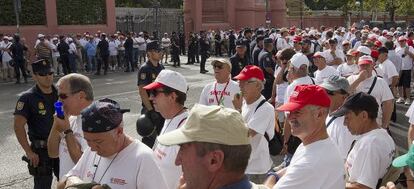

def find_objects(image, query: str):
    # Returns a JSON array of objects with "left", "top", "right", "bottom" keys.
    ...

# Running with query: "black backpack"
[{"left": 255, "top": 100, "right": 283, "bottom": 156}]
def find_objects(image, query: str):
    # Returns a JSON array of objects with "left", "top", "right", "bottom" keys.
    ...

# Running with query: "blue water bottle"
[{"left": 54, "top": 101, "right": 64, "bottom": 119}]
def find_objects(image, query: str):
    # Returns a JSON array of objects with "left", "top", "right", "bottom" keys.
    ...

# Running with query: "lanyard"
[{"left": 214, "top": 81, "right": 229, "bottom": 105}]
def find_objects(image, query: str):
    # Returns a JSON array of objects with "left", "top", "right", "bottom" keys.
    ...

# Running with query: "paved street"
[{"left": 0, "top": 55, "right": 411, "bottom": 188}]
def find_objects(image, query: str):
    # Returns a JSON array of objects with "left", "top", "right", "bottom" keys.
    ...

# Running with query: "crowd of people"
[{"left": 10, "top": 23, "right": 414, "bottom": 189}]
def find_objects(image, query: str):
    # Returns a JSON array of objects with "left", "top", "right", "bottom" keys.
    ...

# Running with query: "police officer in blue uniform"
[
  {"left": 258, "top": 38, "right": 276, "bottom": 100},
  {"left": 137, "top": 40, "right": 165, "bottom": 147},
  {"left": 252, "top": 35, "right": 265, "bottom": 66},
  {"left": 242, "top": 28, "right": 253, "bottom": 62},
  {"left": 229, "top": 39, "right": 250, "bottom": 78},
  {"left": 199, "top": 31, "right": 210, "bottom": 74},
  {"left": 13, "top": 59, "right": 59, "bottom": 189}
]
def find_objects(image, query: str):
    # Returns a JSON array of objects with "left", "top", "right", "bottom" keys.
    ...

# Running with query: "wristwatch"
[{"left": 60, "top": 129, "right": 73, "bottom": 139}]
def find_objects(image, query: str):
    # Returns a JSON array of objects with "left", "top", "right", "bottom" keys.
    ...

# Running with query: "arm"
[
  {"left": 14, "top": 115, "right": 39, "bottom": 167},
  {"left": 275, "top": 65, "right": 287, "bottom": 84},
  {"left": 408, "top": 125, "right": 414, "bottom": 147},
  {"left": 390, "top": 76, "right": 399, "bottom": 97},
  {"left": 47, "top": 122, "right": 61, "bottom": 158},
  {"left": 346, "top": 182, "right": 371, "bottom": 189},
  {"left": 381, "top": 99, "right": 393, "bottom": 129},
  {"left": 263, "top": 168, "right": 287, "bottom": 188},
  {"left": 138, "top": 85, "right": 153, "bottom": 111},
  {"left": 57, "top": 175, "right": 84, "bottom": 189}
]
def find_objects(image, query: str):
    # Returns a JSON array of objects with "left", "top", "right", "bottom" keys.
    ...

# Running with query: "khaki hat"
[
  {"left": 157, "top": 104, "right": 250, "bottom": 146},
  {"left": 211, "top": 58, "right": 232, "bottom": 69}
]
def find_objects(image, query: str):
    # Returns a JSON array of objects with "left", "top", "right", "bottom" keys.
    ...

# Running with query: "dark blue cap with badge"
[
  {"left": 264, "top": 38, "right": 273, "bottom": 44},
  {"left": 147, "top": 40, "right": 161, "bottom": 51},
  {"left": 236, "top": 39, "right": 246, "bottom": 47},
  {"left": 81, "top": 98, "right": 130, "bottom": 133},
  {"left": 32, "top": 59, "right": 53, "bottom": 74}
]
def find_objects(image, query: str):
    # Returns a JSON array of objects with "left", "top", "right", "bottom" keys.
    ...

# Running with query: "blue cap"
[
  {"left": 81, "top": 98, "right": 130, "bottom": 133},
  {"left": 32, "top": 59, "right": 53, "bottom": 74}
]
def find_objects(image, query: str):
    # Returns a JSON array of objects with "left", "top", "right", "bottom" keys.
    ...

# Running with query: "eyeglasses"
[
  {"left": 213, "top": 64, "right": 223, "bottom": 69},
  {"left": 37, "top": 72, "right": 53, "bottom": 76},
  {"left": 150, "top": 90, "right": 167, "bottom": 97}
]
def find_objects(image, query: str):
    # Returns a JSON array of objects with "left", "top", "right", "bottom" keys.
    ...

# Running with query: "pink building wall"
[
  {"left": 184, "top": 0, "right": 287, "bottom": 33},
  {"left": 0, "top": 0, "right": 116, "bottom": 52}
]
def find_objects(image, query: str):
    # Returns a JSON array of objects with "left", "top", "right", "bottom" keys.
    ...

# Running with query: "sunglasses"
[
  {"left": 58, "top": 90, "right": 81, "bottom": 100},
  {"left": 213, "top": 64, "right": 223, "bottom": 69},
  {"left": 150, "top": 90, "right": 167, "bottom": 97},
  {"left": 37, "top": 72, "right": 53, "bottom": 76}
]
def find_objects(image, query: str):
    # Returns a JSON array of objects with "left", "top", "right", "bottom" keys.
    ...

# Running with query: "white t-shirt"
[
  {"left": 136, "top": 37, "right": 146, "bottom": 51},
  {"left": 284, "top": 76, "right": 315, "bottom": 103},
  {"left": 276, "top": 37, "right": 291, "bottom": 51},
  {"left": 314, "top": 66, "right": 340, "bottom": 84},
  {"left": 405, "top": 103, "right": 414, "bottom": 125},
  {"left": 153, "top": 111, "right": 188, "bottom": 189},
  {"left": 337, "top": 63, "right": 358, "bottom": 78},
  {"left": 51, "top": 43, "right": 60, "bottom": 58},
  {"left": 199, "top": 80, "right": 240, "bottom": 109},
  {"left": 388, "top": 50, "right": 402, "bottom": 73},
  {"left": 326, "top": 115, "right": 355, "bottom": 160},
  {"left": 274, "top": 138, "right": 345, "bottom": 189},
  {"left": 377, "top": 59, "right": 399, "bottom": 85},
  {"left": 274, "top": 67, "right": 288, "bottom": 104},
  {"left": 242, "top": 96, "right": 275, "bottom": 174},
  {"left": 64, "top": 139, "right": 168, "bottom": 189},
  {"left": 324, "top": 49, "right": 346, "bottom": 68},
  {"left": 108, "top": 40, "right": 119, "bottom": 56},
  {"left": 395, "top": 46, "right": 414, "bottom": 70},
  {"left": 1, "top": 41, "right": 12, "bottom": 63},
  {"left": 347, "top": 75, "right": 394, "bottom": 125},
  {"left": 161, "top": 37, "right": 171, "bottom": 48},
  {"left": 58, "top": 116, "right": 88, "bottom": 179},
  {"left": 346, "top": 129, "right": 395, "bottom": 189}
]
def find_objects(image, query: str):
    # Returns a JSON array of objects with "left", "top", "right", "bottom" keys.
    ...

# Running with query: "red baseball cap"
[
  {"left": 374, "top": 41, "right": 382, "bottom": 47},
  {"left": 371, "top": 50, "right": 379, "bottom": 59},
  {"left": 277, "top": 85, "right": 330, "bottom": 112},
  {"left": 293, "top": 36, "right": 302, "bottom": 43},
  {"left": 234, "top": 65, "right": 264, "bottom": 81}
]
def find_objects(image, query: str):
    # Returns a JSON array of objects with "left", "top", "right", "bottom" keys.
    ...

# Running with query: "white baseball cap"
[
  {"left": 290, "top": 53, "right": 309, "bottom": 69},
  {"left": 356, "top": 46, "right": 371, "bottom": 55},
  {"left": 143, "top": 70, "right": 188, "bottom": 94},
  {"left": 38, "top": 34, "right": 45, "bottom": 38},
  {"left": 312, "top": 51, "right": 329, "bottom": 60}
]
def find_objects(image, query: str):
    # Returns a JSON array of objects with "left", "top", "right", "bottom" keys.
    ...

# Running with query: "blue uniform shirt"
[
  {"left": 14, "top": 85, "right": 58, "bottom": 141},
  {"left": 219, "top": 176, "right": 252, "bottom": 189}
]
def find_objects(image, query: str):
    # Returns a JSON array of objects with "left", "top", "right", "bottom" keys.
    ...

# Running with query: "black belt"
[{"left": 31, "top": 140, "right": 47, "bottom": 149}]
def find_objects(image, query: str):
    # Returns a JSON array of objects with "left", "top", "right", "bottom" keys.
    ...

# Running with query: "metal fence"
[{"left": 115, "top": 7, "right": 183, "bottom": 36}]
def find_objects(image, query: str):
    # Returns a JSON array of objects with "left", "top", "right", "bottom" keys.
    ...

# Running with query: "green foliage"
[
  {"left": 0, "top": 0, "right": 46, "bottom": 26},
  {"left": 56, "top": 0, "right": 107, "bottom": 25}
]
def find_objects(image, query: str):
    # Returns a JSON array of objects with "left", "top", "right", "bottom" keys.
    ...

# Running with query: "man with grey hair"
[
  {"left": 276, "top": 53, "right": 314, "bottom": 171},
  {"left": 157, "top": 104, "right": 268, "bottom": 189},
  {"left": 319, "top": 75, "right": 355, "bottom": 159},
  {"left": 47, "top": 73, "right": 94, "bottom": 179},
  {"left": 233, "top": 65, "right": 275, "bottom": 183}
]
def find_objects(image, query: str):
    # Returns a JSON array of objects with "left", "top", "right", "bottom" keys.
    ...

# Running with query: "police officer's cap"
[
  {"left": 147, "top": 41, "right": 161, "bottom": 52},
  {"left": 32, "top": 59, "right": 53, "bottom": 75},
  {"left": 244, "top": 28, "right": 252, "bottom": 34},
  {"left": 81, "top": 98, "right": 130, "bottom": 133},
  {"left": 256, "top": 35, "right": 265, "bottom": 42},
  {"left": 264, "top": 38, "right": 273, "bottom": 44},
  {"left": 236, "top": 39, "right": 246, "bottom": 48}
]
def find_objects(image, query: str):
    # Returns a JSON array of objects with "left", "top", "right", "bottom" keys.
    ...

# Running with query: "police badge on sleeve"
[{"left": 16, "top": 101, "right": 24, "bottom": 111}]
